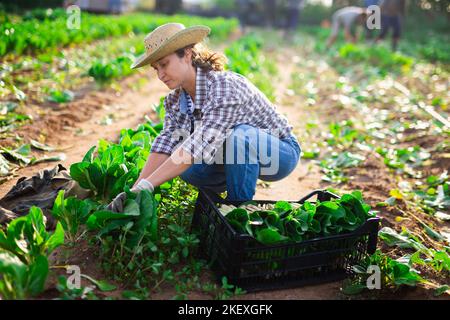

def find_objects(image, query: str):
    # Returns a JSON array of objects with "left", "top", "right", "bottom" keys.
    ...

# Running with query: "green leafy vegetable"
[
  {"left": 87, "top": 190, "right": 158, "bottom": 249},
  {"left": 52, "top": 190, "right": 99, "bottom": 243},
  {"left": 223, "top": 191, "right": 375, "bottom": 245}
]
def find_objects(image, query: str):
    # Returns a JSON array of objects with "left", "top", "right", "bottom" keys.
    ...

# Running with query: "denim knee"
[{"left": 180, "top": 163, "right": 226, "bottom": 192}]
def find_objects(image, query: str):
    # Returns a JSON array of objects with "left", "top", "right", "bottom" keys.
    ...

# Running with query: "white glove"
[
  {"left": 131, "top": 179, "right": 154, "bottom": 193},
  {"left": 107, "top": 192, "right": 127, "bottom": 213}
]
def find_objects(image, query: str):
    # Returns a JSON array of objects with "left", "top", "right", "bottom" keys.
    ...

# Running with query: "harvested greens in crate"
[{"left": 191, "top": 189, "right": 380, "bottom": 292}]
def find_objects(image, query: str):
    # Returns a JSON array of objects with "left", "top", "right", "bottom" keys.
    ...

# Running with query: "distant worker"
[
  {"left": 375, "top": 0, "right": 406, "bottom": 51},
  {"left": 284, "top": 0, "right": 306, "bottom": 40},
  {"left": 363, "top": 0, "right": 380, "bottom": 39},
  {"left": 326, "top": 6, "right": 368, "bottom": 48}
]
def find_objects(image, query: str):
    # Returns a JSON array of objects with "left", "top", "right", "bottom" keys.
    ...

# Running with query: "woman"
[{"left": 108, "top": 23, "right": 301, "bottom": 212}]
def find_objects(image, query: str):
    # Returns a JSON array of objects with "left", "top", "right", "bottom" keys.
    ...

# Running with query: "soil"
[
  {"left": 0, "top": 72, "right": 167, "bottom": 195},
  {"left": 1, "top": 33, "right": 448, "bottom": 300}
]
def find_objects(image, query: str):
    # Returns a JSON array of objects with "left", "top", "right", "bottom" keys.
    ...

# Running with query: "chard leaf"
[
  {"left": 45, "top": 222, "right": 65, "bottom": 254},
  {"left": 86, "top": 209, "right": 137, "bottom": 230},
  {"left": 127, "top": 190, "right": 157, "bottom": 247},
  {"left": 0, "top": 250, "right": 27, "bottom": 289},
  {"left": 1, "top": 146, "right": 31, "bottom": 164},
  {"left": 390, "top": 260, "right": 423, "bottom": 286},
  {"left": 82, "top": 146, "right": 96, "bottom": 163},
  {"left": 30, "top": 139, "right": 55, "bottom": 152},
  {"left": 256, "top": 228, "right": 287, "bottom": 245},
  {"left": 27, "top": 254, "right": 49, "bottom": 297},
  {"left": 422, "top": 223, "right": 446, "bottom": 242},
  {"left": 30, "top": 153, "right": 66, "bottom": 165},
  {"left": 274, "top": 201, "right": 292, "bottom": 213},
  {"left": 378, "top": 227, "right": 425, "bottom": 251},
  {"left": 15, "top": 144, "right": 31, "bottom": 156},
  {"left": 70, "top": 162, "right": 92, "bottom": 190},
  {"left": 80, "top": 274, "right": 116, "bottom": 292},
  {"left": 434, "top": 285, "right": 450, "bottom": 297}
]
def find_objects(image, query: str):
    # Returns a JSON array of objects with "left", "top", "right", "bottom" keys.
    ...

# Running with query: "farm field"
[{"left": 0, "top": 7, "right": 449, "bottom": 300}]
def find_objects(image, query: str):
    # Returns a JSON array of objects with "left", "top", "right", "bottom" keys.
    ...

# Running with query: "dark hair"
[{"left": 175, "top": 43, "right": 227, "bottom": 72}]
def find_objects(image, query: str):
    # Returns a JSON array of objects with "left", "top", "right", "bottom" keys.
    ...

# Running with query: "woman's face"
[{"left": 151, "top": 50, "right": 193, "bottom": 90}]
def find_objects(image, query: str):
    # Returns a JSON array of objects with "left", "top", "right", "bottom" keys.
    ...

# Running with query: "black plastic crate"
[{"left": 191, "top": 188, "right": 381, "bottom": 293}]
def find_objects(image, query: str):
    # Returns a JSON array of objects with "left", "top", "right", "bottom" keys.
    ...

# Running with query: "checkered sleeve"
[
  {"left": 180, "top": 80, "right": 245, "bottom": 164},
  {"left": 150, "top": 96, "right": 179, "bottom": 155}
]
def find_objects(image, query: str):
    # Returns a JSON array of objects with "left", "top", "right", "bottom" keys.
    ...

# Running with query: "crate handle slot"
[{"left": 199, "top": 188, "right": 340, "bottom": 206}]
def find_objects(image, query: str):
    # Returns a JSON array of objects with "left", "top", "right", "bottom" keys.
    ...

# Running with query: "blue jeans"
[
  {"left": 380, "top": 15, "right": 401, "bottom": 39},
  {"left": 180, "top": 124, "right": 301, "bottom": 201}
]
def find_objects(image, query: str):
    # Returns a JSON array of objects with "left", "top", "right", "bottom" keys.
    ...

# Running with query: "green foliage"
[
  {"left": 215, "top": 277, "right": 246, "bottom": 300},
  {"left": 1, "top": 143, "right": 32, "bottom": 165},
  {"left": 338, "top": 44, "right": 413, "bottom": 76},
  {"left": 379, "top": 227, "right": 450, "bottom": 275},
  {"left": 0, "top": 250, "right": 49, "bottom": 299},
  {"left": 47, "top": 89, "right": 74, "bottom": 103},
  {"left": 376, "top": 146, "right": 431, "bottom": 177},
  {"left": 0, "top": 206, "right": 64, "bottom": 299},
  {"left": 1, "top": 97, "right": 175, "bottom": 299},
  {"left": 413, "top": 172, "right": 450, "bottom": 214},
  {"left": 319, "top": 152, "right": 366, "bottom": 184},
  {"left": 342, "top": 250, "right": 424, "bottom": 295},
  {"left": 0, "top": 102, "right": 31, "bottom": 133},
  {"left": 379, "top": 227, "right": 426, "bottom": 251},
  {"left": 22, "top": 8, "right": 67, "bottom": 21},
  {"left": 88, "top": 54, "right": 134, "bottom": 83},
  {"left": 51, "top": 190, "right": 99, "bottom": 243},
  {"left": 0, "top": 142, "right": 65, "bottom": 175},
  {"left": 223, "top": 191, "right": 375, "bottom": 245},
  {"left": 87, "top": 190, "right": 158, "bottom": 248},
  {"left": 70, "top": 143, "right": 139, "bottom": 203},
  {"left": 0, "top": 206, "right": 64, "bottom": 264},
  {"left": 0, "top": 12, "right": 238, "bottom": 57},
  {"left": 70, "top": 116, "right": 163, "bottom": 202},
  {"left": 97, "top": 179, "right": 202, "bottom": 295},
  {"left": 327, "top": 120, "right": 367, "bottom": 147},
  {"left": 55, "top": 275, "right": 101, "bottom": 300}
]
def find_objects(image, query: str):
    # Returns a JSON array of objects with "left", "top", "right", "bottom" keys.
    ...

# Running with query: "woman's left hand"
[
  {"left": 106, "top": 192, "right": 128, "bottom": 213},
  {"left": 107, "top": 180, "right": 154, "bottom": 213}
]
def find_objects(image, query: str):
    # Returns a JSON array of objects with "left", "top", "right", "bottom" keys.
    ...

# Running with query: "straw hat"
[{"left": 131, "top": 23, "right": 211, "bottom": 69}]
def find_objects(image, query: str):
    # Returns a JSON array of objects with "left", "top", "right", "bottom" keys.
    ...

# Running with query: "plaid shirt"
[{"left": 150, "top": 67, "right": 294, "bottom": 163}]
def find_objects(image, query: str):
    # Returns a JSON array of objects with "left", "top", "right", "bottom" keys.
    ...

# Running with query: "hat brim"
[{"left": 131, "top": 25, "right": 211, "bottom": 69}]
